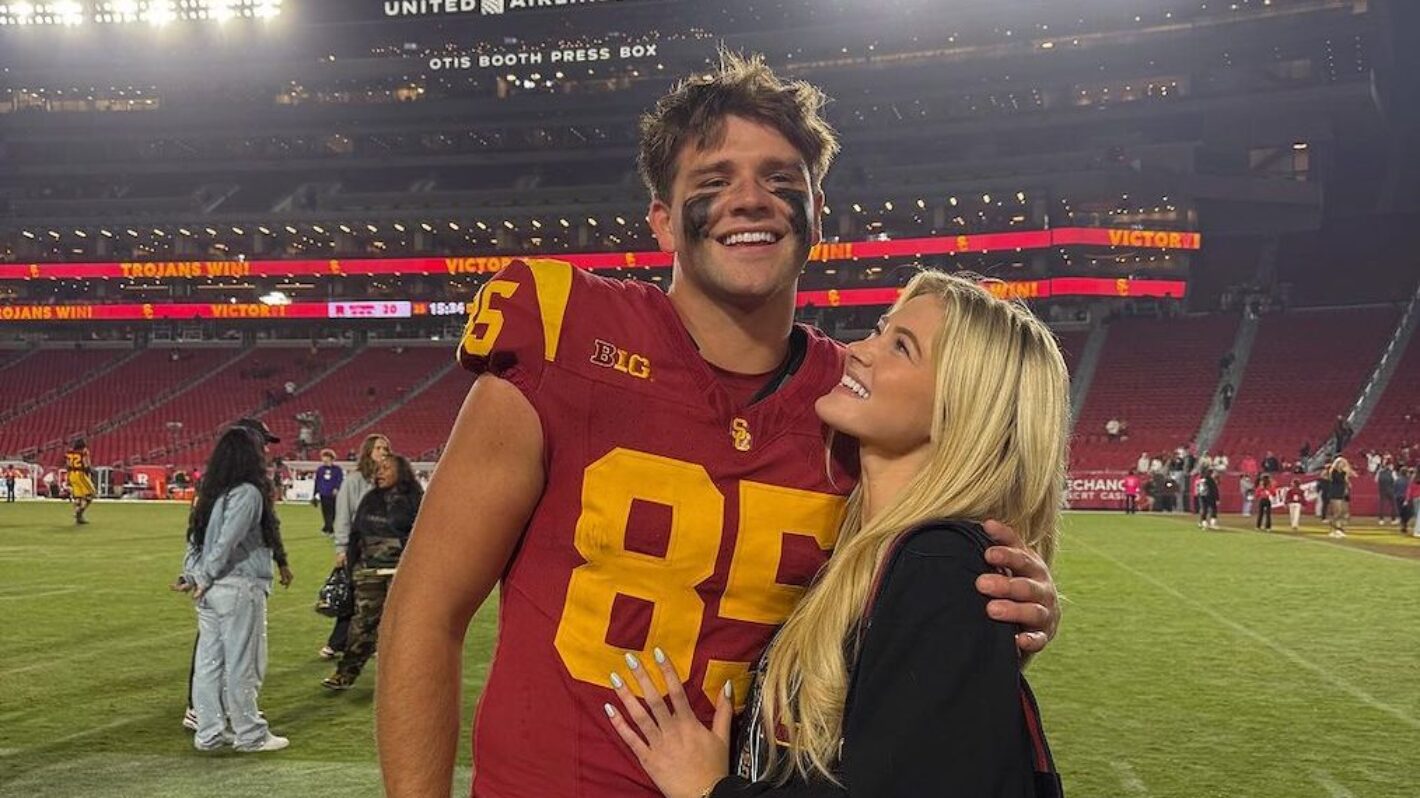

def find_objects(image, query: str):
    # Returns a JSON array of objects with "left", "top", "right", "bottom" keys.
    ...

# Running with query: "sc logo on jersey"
[{"left": 590, "top": 339, "right": 652, "bottom": 380}]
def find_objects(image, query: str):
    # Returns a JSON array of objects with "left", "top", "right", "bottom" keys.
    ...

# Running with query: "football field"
[{"left": 1, "top": 501, "right": 1417, "bottom": 797}]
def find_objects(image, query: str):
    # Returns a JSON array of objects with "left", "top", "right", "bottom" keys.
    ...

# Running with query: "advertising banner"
[{"left": 0, "top": 228, "right": 1201, "bottom": 282}]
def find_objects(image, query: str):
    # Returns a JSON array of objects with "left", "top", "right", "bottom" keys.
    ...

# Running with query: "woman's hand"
[
  {"left": 334, "top": 552, "right": 347, "bottom": 570},
  {"left": 605, "top": 649, "right": 732, "bottom": 798},
  {"left": 278, "top": 564, "right": 294, "bottom": 588}
]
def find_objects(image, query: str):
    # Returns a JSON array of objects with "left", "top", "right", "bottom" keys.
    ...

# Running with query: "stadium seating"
[
  {"left": 1343, "top": 328, "right": 1420, "bottom": 456},
  {"left": 1071, "top": 315, "right": 1241, "bottom": 470},
  {"left": 85, "top": 344, "right": 354, "bottom": 466},
  {"left": 0, "top": 348, "right": 238, "bottom": 462},
  {"left": 1055, "top": 329, "right": 1089, "bottom": 381},
  {"left": 1212, "top": 307, "right": 1400, "bottom": 463},
  {"left": 332, "top": 365, "right": 473, "bottom": 461},
  {"left": 0, "top": 349, "right": 119, "bottom": 435},
  {"left": 258, "top": 345, "right": 451, "bottom": 459}
]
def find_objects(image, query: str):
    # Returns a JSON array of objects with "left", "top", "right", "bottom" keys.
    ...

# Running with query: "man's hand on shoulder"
[{"left": 975, "top": 519, "right": 1059, "bottom": 661}]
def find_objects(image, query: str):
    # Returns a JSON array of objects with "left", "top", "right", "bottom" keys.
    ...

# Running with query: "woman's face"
[
  {"left": 815, "top": 294, "right": 943, "bottom": 457},
  {"left": 372, "top": 438, "right": 391, "bottom": 463},
  {"left": 374, "top": 458, "right": 397, "bottom": 489}
]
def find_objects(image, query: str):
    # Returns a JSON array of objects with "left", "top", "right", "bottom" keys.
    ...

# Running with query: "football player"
[
  {"left": 65, "top": 438, "right": 95, "bottom": 525},
  {"left": 377, "top": 53, "right": 1062, "bottom": 797}
]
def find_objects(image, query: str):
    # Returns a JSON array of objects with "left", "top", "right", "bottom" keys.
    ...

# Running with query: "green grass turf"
[{"left": 1, "top": 502, "right": 1417, "bottom": 797}]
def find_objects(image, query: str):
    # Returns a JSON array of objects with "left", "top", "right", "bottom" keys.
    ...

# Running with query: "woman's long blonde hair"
[{"left": 758, "top": 270, "right": 1071, "bottom": 783}]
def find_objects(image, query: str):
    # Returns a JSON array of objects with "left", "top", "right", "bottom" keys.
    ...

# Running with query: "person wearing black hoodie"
[{"left": 322, "top": 453, "right": 423, "bottom": 690}]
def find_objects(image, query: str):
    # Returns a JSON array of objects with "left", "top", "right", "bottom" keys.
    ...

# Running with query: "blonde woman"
[
  {"left": 319, "top": 433, "right": 391, "bottom": 659},
  {"left": 1325, "top": 456, "right": 1353, "bottom": 538},
  {"left": 605, "top": 271, "right": 1067, "bottom": 797}
]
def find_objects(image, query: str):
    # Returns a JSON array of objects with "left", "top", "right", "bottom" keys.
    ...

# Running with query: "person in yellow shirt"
[{"left": 65, "top": 438, "right": 95, "bottom": 525}]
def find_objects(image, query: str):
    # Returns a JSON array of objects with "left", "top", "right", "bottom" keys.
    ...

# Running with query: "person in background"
[
  {"left": 1197, "top": 468, "right": 1220, "bottom": 529},
  {"left": 322, "top": 453, "right": 424, "bottom": 690},
  {"left": 320, "top": 433, "right": 391, "bottom": 660},
  {"left": 1122, "top": 468, "right": 1141, "bottom": 514},
  {"left": 1136, "top": 451, "right": 1151, "bottom": 475},
  {"left": 1239, "top": 472, "right": 1255, "bottom": 517},
  {"left": 65, "top": 438, "right": 95, "bottom": 525},
  {"left": 180, "top": 427, "right": 290, "bottom": 752},
  {"left": 1285, "top": 478, "right": 1305, "bottom": 531},
  {"left": 3, "top": 465, "right": 16, "bottom": 502},
  {"left": 313, "top": 449, "right": 344, "bottom": 536},
  {"left": 1376, "top": 456, "right": 1396, "bottom": 526},
  {"left": 1254, "top": 474, "right": 1274, "bottom": 531},
  {"left": 1393, "top": 466, "right": 1413, "bottom": 535},
  {"left": 1325, "top": 456, "right": 1353, "bottom": 539},
  {"left": 1168, "top": 451, "right": 1187, "bottom": 514},
  {"left": 1406, "top": 470, "right": 1420, "bottom": 538},
  {"left": 1105, "top": 417, "right": 1121, "bottom": 442},
  {"left": 271, "top": 457, "right": 287, "bottom": 502},
  {"left": 178, "top": 417, "right": 292, "bottom": 733},
  {"left": 1262, "top": 451, "right": 1280, "bottom": 473}
]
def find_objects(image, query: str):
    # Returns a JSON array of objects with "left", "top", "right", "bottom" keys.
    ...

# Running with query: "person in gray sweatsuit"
[
  {"left": 319, "top": 432, "right": 390, "bottom": 659},
  {"left": 183, "top": 427, "right": 289, "bottom": 753}
]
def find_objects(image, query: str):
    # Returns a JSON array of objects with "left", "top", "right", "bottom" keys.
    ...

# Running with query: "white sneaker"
[
  {"left": 193, "top": 731, "right": 235, "bottom": 751},
  {"left": 1328, "top": 529, "right": 1345, "bottom": 538},
  {"left": 1209, "top": 520, "right": 1219, "bottom": 530},
  {"left": 238, "top": 734, "right": 289, "bottom": 753},
  {"left": 182, "top": 707, "right": 197, "bottom": 731}
]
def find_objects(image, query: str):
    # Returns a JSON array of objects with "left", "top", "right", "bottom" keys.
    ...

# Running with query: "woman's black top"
[
  {"left": 712, "top": 520, "right": 1057, "bottom": 797},
  {"left": 349, "top": 487, "right": 420, "bottom": 569},
  {"left": 1328, "top": 470, "right": 1350, "bottom": 501}
]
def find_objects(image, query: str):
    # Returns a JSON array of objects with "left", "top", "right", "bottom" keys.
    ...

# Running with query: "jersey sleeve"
[{"left": 456, "top": 258, "right": 576, "bottom": 398}]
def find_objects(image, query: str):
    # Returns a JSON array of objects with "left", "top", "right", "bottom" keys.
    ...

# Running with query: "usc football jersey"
[{"left": 458, "top": 259, "right": 850, "bottom": 797}]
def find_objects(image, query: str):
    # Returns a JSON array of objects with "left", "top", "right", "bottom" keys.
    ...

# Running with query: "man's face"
[{"left": 649, "top": 115, "right": 822, "bottom": 309}]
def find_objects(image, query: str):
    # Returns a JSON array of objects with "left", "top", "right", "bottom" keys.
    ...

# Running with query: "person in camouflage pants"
[{"left": 323, "top": 454, "right": 424, "bottom": 690}]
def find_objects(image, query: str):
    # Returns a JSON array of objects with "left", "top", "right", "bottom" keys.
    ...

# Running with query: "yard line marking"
[
  {"left": 30, "top": 717, "right": 134, "bottom": 751},
  {"left": 0, "top": 588, "right": 81, "bottom": 601},
  {"left": 1073, "top": 536, "right": 1420, "bottom": 732},
  {"left": 1110, "top": 760, "right": 1150, "bottom": 796},
  {"left": 1311, "top": 769, "right": 1356, "bottom": 798}
]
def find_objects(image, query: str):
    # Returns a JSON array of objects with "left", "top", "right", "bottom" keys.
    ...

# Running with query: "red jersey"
[
  {"left": 458, "top": 259, "right": 850, "bottom": 797},
  {"left": 1285, "top": 487, "right": 1305, "bottom": 504}
]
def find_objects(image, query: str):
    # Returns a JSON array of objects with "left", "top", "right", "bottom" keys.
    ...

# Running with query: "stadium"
[{"left": 1, "top": 0, "right": 1418, "bottom": 795}]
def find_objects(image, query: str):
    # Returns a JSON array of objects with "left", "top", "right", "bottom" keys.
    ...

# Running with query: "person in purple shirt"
[{"left": 313, "top": 449, "right": 344, "bottom": 536}]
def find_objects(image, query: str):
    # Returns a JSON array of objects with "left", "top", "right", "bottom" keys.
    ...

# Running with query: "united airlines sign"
[{"left": 383, "top": 0, "right": 621, "bottom": 17}]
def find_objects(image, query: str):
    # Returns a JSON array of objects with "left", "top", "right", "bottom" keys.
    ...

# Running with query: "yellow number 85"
[{"left": 554, "top": 448, "right": 843, "bottom": 707}]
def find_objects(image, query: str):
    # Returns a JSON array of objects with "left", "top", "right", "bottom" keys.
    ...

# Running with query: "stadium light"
[
  {"left": 12, "top": 2, "right": 34, "bottom": 24},
  {"left": 56, "top": 0, "right": 84, "bottom": 25},
  {"left": 210, "top": 0, "right": 235, "bottom": 23},
  {"left": 145, "top": 1, "right": 176, "bottom": 26}
]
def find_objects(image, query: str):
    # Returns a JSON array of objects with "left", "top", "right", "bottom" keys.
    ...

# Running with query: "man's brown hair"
[{"left": 637, "top": 51, "right": 840, "bottom": 202}]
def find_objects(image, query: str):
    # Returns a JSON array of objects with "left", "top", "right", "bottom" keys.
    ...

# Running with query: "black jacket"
[
  {"left": 713, "top": 520, "right": 1059, "bottom": 798},
  {"left": 348, "top": 486, "right": 421, "bottom": 569}
]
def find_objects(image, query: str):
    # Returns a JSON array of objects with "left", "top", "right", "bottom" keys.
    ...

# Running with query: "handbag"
[{"left": 315, "top": 566, "right": 353, "bottom": 618}]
